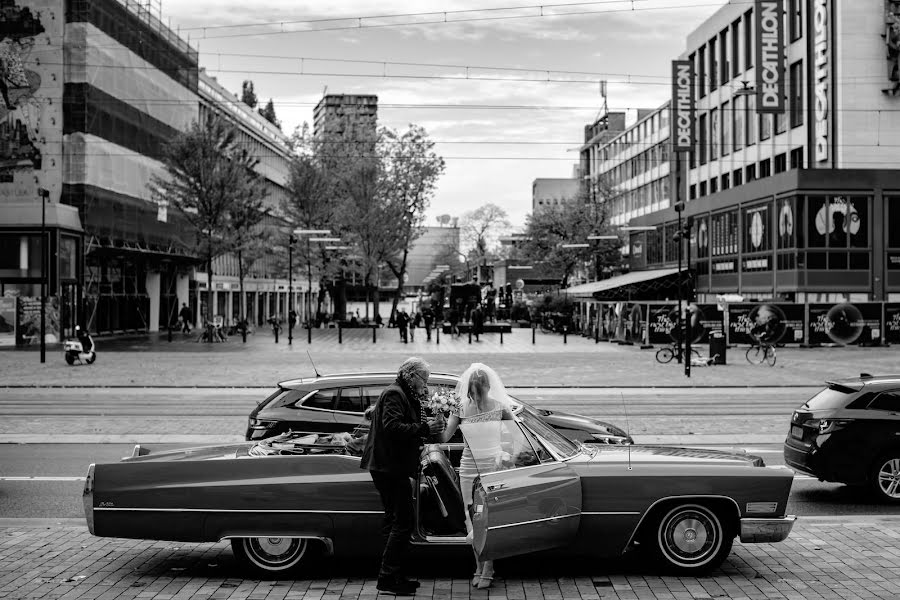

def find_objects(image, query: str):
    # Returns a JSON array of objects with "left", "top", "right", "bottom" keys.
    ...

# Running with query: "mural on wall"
[
  {"left": 0, "top": 2, "right": 44, "bottom": 177},
  {"left": 727, "top": 303, "right": 804, "bottom": 345},
  {"left": 808, "top": 303, "right": 881, "bottom": 345}
]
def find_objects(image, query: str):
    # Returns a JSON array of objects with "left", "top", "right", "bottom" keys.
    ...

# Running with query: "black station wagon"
[
  {"left": 246, "top": 372, "right": 633, "bottom": 447},
  {"left": 784, "top": 374, "right": 900, "bottom": 502}
]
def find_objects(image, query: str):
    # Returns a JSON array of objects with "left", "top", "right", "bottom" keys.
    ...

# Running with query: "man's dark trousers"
[{"left": 370, "top": 471, "right": 414, "bottom": 580}]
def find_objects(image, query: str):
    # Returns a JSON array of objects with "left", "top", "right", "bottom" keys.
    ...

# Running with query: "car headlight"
[{"left": 248, "top": 418, "right": 277, "bottom": 430}]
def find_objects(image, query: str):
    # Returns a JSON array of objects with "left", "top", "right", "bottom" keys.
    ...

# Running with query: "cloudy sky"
[{"left": 163, "top": 0, "right": 729, "bottom": 228}]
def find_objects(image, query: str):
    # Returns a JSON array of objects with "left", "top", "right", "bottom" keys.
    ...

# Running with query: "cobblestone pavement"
[
  {"left": 2, "top": 328, "right": 898, "bottom": 388},
  {"left": 2, "top": 517, "right": 899, "bottom": 599}
]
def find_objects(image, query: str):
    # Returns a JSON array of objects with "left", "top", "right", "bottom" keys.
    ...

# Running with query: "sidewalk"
[
  {"left": 2, "top": 327, "right": 898, "bottom": 387},
  {"left": 2, "top": 517, "right": 899, "bottom": 599}
]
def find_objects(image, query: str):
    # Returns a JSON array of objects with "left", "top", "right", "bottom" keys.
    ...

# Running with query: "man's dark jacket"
[{"left": 360, "top": 381, "right": 430, "bottom": 477}]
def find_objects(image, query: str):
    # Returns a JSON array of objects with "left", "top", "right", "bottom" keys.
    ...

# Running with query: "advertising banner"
[
  {"left": 608, "top": 302, "right": 645, "bottom": 344},
  {"left": 728, "top": 303, "right": 804, "bottom": 345},
  {"left": 647, "top": 303, "right": 714, "bottom": 345},
  {"left": 886, "top": 304, "right": 900, "bottom": 344},
  {"left": 808, "top": 303, "right": 881, "bottom": 346},
  {"left": 755, "top": 0, "right": 785, "bottom": 114},
  {"left": 808, "top": 0, "right": 833, "bottom": 166},
  {"left": 15, "top": 295, "right": 59, "bottom": 346},
  {"left": 0, "top": 296, "right": 15, "bottom": 346},
  {"left": 671, "top": 60, "right": 695, "bottom": 152}
]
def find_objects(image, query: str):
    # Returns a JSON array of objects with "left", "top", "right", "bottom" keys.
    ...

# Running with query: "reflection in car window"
[
  {"left": 521, "top": 425, "right": 554, "bottom": 462},
  {"left": 460, "top": 421, "right": 541, "bottom": 474},
  {"left": 336, "top": 387, "right": 362, "bottom": 412},
  {"left": 867, "top": 391, "right": 900, "bottom": 412},
  {"left": 804, "top": 385, "right": 855, "bottom": 410},
  {"left": 361, "top": 386, "right": 386, "bottom": 410},
  {"left": 519, "top": 411, "right": 580, "bottom": 459},
  {"left": 303, "top": 389, "right": 338, "bottom": 410}
]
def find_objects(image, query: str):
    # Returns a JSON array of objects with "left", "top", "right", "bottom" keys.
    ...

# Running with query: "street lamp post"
[
  {"left": 292, "top": 229, "right": 331, "bottom": 343},
  {"left": 288, "top": 234, "right": 294, "bottom": 345},
  {"left": 38, "top": 187, "right": 49, "bottom": 364}
]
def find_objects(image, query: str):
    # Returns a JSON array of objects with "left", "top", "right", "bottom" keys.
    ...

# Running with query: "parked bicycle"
[
  {"left": 746, "top": 343, "right": 776, "bottom": 366},
  {"left": 655, "top": 343, "right": 700, "bottom": 364}
]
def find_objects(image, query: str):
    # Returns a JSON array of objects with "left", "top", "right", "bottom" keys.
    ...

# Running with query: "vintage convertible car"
[{"left": 84, "top": 411, "right": 795, "bottom": 578}]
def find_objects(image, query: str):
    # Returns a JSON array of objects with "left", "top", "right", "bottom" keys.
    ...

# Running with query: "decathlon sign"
[
  {"left": 755, "top": 0, "right": 785, "bottom": 114},
  {"left": 671, "top": 60, "right": 695, "bottom": 152},
  {"left": 812, "top": 0, "right": 829, "bottom": 163}
]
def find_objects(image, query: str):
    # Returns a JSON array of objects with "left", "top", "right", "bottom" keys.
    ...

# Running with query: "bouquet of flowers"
[{"left": 426, "top": 389, "right": 461, "bottom": 418}]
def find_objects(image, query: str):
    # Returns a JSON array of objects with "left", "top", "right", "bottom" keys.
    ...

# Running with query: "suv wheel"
[{"left": 870, "top": 454, "right": 900, "bottom": 503}]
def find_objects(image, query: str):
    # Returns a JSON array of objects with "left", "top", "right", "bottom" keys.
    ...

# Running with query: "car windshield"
[
  {"left": 803, "top": 385, "right": 857, "bottom": 410},
  {"left": 518, "top": 409, "right": 580, "bottom": 459}
]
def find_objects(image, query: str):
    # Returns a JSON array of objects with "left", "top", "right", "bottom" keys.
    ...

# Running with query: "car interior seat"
[{"left": 419, "top": 444, "right": 466, "bottom": 535}]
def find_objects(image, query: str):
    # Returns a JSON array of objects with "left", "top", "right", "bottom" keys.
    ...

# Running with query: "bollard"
[
  {"left": 564, "top": 326, "right": 568, "bottom": 345},
  {"left": 274, "top": 326, "right": 279, "bottom": 344},
  {"left": 307, "top": 324, "right": 311, "bottom": 344},
  {"left": 372, "top": 325, "right": 376, "bottom": 344},
  {"left": 469, "top": 329, "right": 472, "bottom": 344},
  {"left": 242, "top": 327, "right": 247, "bottom": 344},
  {"left": 436, "top": 327, "right": 440, "bottom": 345},
  {"left": 532, "top": 325, "right": 536, "bottom": 345},
  {"left": 500, "top": 329, "right": 504, "bottom": 344},
  {"left": 595, "top": 328, "right": 599, "bottom": 344},
  {"left": 338, "top": 323, "right": 342, "bottom": 344},
  {"left": 167, "top": 323, "right": 172, "bottom": 343}
]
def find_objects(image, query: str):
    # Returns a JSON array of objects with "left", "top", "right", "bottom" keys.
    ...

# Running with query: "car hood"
[
  {"left": 586, "top": 445, "right": 764, "bottom": 467},
  {"left": 539, "top": 409, "right": 629, "bottom": 437}
]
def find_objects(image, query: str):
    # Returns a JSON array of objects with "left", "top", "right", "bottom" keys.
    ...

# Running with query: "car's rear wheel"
[
  {"left": 870, "top": 454, "right": 900, "bottom": 503},
  {"left": 231, "top": 537, "right": 310, "bottom": 577},
  {"left": 651, "top": 504, "right": 733, "bottom": 575}
]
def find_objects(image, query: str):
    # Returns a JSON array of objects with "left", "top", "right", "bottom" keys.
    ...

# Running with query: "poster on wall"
[
  {"left": 728, "top": 303, "right": 804, "bottom": 345},
  {"left": 15, "top": 295, "right": 59, "bottom": 345},
  {"left": 0, "top": 296, "right": 15, "bottom": 346},
  {"left": 609, "top": 302, "right": 645, "bottom": 344},
  {"left": 885, "top": 304, "right": 900, "bottom": 344},
  {"left": 808, "top": 303, "right": 881, "bottom": 346}
]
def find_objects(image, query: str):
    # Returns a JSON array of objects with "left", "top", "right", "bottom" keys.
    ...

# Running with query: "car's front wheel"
[
  {"left": 870, "top": 454, "right": 900, "bottom": 503},
  {"left": 650, "top": 504, "right": 733, "bottom": 575},
  {"left": 231, "top": 537, "right": 311, "bottom": 577}
]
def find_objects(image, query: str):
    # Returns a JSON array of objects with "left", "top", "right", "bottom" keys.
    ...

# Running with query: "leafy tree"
[
  {"left": 381, "top": 125, "right": 445, "bottom": 321},
  {"left": 152, "top": 115, "right": 257, "bottom": 329},
  {"left": 519, "top": 183, "right": 620, "bottom": 289},
  {"left": 241, "top": 80, "right": 258, "bottom": 109},
  {"left": 227, "top": 160, "right": 269, "bottom": 326},
  {"left": 258, "top": 98, "right": 281, "bottom": 130}
]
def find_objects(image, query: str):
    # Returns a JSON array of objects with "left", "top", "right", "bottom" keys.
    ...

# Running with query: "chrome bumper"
[{"left": 739, "top": 516, "right": 796, "bottom": 543}]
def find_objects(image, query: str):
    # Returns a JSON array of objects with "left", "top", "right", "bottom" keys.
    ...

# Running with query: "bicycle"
[
  {"left": 745, "top": 343, "right": 776, "bottom": 366},
  {"left": 655, "top": 343, "right": 700, "bottom": 364}
]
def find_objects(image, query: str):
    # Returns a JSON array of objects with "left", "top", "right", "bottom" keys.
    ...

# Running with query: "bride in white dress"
[{"left": 437, "top": 363, "right": 514, "bottom": 589}]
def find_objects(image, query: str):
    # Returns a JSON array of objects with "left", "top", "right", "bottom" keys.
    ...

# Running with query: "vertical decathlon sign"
[
  {"left": 811, "top": 0, "right": 831, "bottom": 164},
  {"left": 755, "top": 0, "right": 785, "bottom": 114},
  {"left": 671, "top": 60, "right": 695, "bottom": 152}
]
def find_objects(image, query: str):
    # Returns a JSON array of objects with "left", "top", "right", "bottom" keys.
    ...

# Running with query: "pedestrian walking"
[
  {"left": 179, "top": 303, "right": 192, "bottom": 334},
  {"left": 422, "top": 306, "right": 434, "bottom": 341},
  {"left": 410, "top": 310, "right": 422, "bottom": 342},
  {"left": 472, "top": 304, "right": 484, "bottom": 342},
  {"left": 449, "top": 305, "right": 460, "bottom": 338},
  {"left": 360, "top": 357, "right": 444, "bottom": 595},
  {"left": 396, "top": 310, "right": 410, "bottom": 343}
]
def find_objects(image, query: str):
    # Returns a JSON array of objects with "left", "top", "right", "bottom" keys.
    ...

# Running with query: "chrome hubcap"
[
  {"left": 878, "top": 459, "right": 900, "bottom": 498},
  {"left": 671, "top": 519, "right": 708, "bottom": 554},
  {"left": 258, "top": 537, "right": 289, "bottom": 556}
]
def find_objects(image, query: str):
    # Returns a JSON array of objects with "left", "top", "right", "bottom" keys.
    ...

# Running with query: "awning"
[
  {"left": 0, "top": 201, "right": 83, "bottom": 231},
  {"left": 562, "top": 267, "right": 685, "bottom": 301}
]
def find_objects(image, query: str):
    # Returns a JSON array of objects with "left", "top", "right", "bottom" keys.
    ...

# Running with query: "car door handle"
[{"left": 487, "top": 483, "right": 505, "bottom": 491}]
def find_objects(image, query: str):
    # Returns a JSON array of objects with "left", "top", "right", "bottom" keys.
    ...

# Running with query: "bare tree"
[{"left": 460, "top": 203, "right": 510, "bottom": 278}]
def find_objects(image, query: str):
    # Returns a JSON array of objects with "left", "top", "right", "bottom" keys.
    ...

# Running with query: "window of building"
[
  {"left": 746, "top": 95, "right": 756, "bottom": 145},
  {"left": 734, "top": 168, "right": 743, "bottom": 186},
  {"left": 777, "top": 198, "right": 796, "bottom": 249},
  {"left": 789, "top": 0, "right": 803, "bottom": 42},
  {"left": 731, "top": 19, "right": 741, "bottom": 79},
  {"left": 698, "top": 113, "right": 708, "bottom": 165},
  {"left": 733, "top": 96, "right": 744, "bottom": 152},
  {"left": 774, "top": 153, "right": 787, "bottom": 174},
  {"left": 743, "top": 203, "right": 772, "bottom": 254},
  {"left": 698, "top": 46, "right": 706, "bottom": 98},
  {"left": 711, "top": 209, "right": 739, "bottom": 256},
  {"left": 744, "top": 9, "right": 753, "bottom": 71},
  {"left": 760, "top": 113, "right": 772, "bottom": 141},
  {"left": 722, "top": 172, "right": 731, "bottom": 190},
  {"left": 720, "top": 29, "right": 729, "bottom": 84},
  {"left": 709, "top": 36, "right": 718, "bottom": 91},
  {"left": 775, "top": 111, "right": 787, "bottom": 135},
  {"left": 746, "top": 163, "right": 757, "bottom": 181},
  {"left": 790, "top": 147, "right": 804, "bottom": 169},
  {"left": 759, "top": 158, "right": 772, "bottom": 178},
  {"left": 721, "top": 101, "right": 731, "bottom": 156},
  {"left": 790, "top": 60, "right": 804, "bottom": 128},
  {"left": 710, "top": 177, "right": 718, "bottom": 194},
  {"left": 664, "top": 223, "right": 679, "bottom": 262},
  {"left": 710, "top": 108, "right": 719, "bottom": 161},
  {"left": 699, "top": 180, "right": 708, "bottom": 197},
  {"left": 889, "top": 198, "right": 900, "bottom": 248},
  {"left": 690, "top": 184, "right": 697, "bottom": 200}
]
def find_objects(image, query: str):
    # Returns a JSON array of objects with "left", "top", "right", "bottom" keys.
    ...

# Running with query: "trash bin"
[{"left": 709, "top": 330, "right": 726, "bottom": 365}]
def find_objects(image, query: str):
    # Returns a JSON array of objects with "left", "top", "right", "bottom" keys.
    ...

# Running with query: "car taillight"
[
  {"left": 817, "top": 419, "right": 850, "bottom": 434},
  {"left": 248, "top": 418, "right": 276, "bottom": 430}
]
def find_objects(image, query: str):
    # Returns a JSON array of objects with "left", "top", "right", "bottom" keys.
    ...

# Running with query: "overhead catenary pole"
[
  {"left": 39, "top": 188, "right": 49, "bottom": 364},
  {"left": 288, "top": 235, "right": 294, "bottom": 345}
]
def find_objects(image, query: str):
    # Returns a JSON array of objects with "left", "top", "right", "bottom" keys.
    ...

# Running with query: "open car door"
[{"left": 461, "top": 420, "right": 582, "bottom": 561}]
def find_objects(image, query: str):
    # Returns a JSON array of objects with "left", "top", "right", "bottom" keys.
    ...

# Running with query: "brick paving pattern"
[{"left": 2, "top": 518, "right": 899, "bottom": 599}]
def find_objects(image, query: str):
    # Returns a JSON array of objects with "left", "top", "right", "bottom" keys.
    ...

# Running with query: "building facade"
[
  {"left": 312, "top": 94, "right": 378, "bottom": 138},
  {"left": 0, "top": 0, "right": 297, "bottom": 342},
  {"left": 629, "top": 0, "right": 900, "bottom": 309},
  {"left": 532, "top": 177, "right": 581, "bottom": 213}
]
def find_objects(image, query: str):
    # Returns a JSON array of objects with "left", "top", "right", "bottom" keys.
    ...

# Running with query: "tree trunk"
[
  {"left": 389, "top": 247, "right": 411, "bottom": 323},
  {"left": 237, "top": 248, "right": 245, "bottom": 322},
  {"left": 206, "top": 250, "right": 213, "bottom": 343}
]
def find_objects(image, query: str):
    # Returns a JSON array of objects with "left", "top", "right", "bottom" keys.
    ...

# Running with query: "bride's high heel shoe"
[
  {"left": 471, "top": 558, "right": 483, "bottom": 586},
  {"left": 476, "top": 562, "right": 494, "bottom": 589}
]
